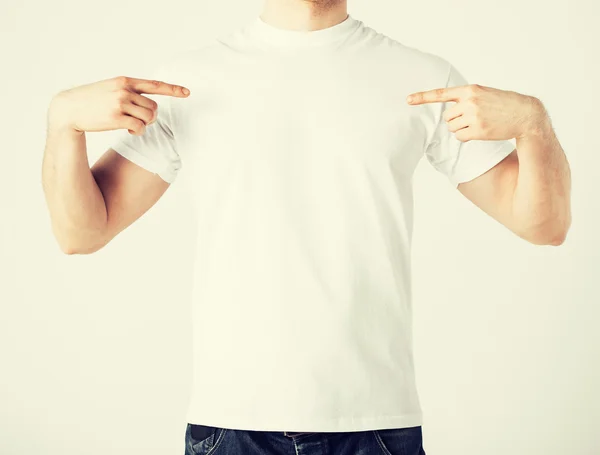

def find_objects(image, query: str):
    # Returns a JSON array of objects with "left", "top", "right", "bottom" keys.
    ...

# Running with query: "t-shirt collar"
[{"left": 248, "top": 13, "right": 360, "bottom": 48}]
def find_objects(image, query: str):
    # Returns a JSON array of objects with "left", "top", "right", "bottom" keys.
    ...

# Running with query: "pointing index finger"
[
  {"left": 127, "top": 77, "right": 190, "bottom": 97},
  {"left": 407, "top": 85, "right": 465, "bottom": 105}
]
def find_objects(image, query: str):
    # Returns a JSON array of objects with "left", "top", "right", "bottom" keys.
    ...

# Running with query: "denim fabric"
[{"left": 185, "top": 423, "right": 426, "bottom": 455}]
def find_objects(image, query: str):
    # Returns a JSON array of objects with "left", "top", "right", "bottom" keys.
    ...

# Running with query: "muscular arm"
[
  {"left": 42, "top": 76, "right": 189, "bottom": 254},
  {"left": 42, "top": 120, "right": 169, "bottom": 255},
  {"left": 408, "top": 83, "right": 571, "bottom": 246},
  {"left": 457, "top": 99, "right": 572, "bottom": 246},
  {"left": 91, "top": 148, "right": 170, "bottom": 251}
]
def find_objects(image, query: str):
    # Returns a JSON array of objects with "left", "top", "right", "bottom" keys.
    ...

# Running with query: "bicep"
[
  {"left": 457, "top": 148, "right": 519, "bottom": 231},
  {"left": 91, "top": 148, "right": 170, "bottom": 244}
]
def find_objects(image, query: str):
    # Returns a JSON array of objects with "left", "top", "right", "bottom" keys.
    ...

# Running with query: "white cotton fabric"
[{"left": 111, "top": 14, "right": 515, "bottom": 432}]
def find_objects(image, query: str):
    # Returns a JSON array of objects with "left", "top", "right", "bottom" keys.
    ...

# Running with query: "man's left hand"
[{"left": 406, "top": 84, "right": 547, "bottom": 142}]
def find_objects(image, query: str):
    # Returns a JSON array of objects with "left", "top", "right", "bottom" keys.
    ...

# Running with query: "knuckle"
[
  {"left": 115, "top": 89, "right": 130, "bottom": 106},
  {"left": 435, "top": 88, "right": 445, "bottom": 98},
  {"left": 114, "top": 75, "right": 130, "bottom": 87},
  {"left": 469, "top": 84, "right": 481, "bottom": 94}
]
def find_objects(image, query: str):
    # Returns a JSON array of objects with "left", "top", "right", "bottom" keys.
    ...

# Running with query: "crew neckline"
[{"left": 249, "top": 13, "right": 360, "bottom": 47}]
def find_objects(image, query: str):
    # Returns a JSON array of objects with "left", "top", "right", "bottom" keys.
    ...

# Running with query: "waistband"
[{"left": 190, "top": 423, "right": 315, "bottom": 439}]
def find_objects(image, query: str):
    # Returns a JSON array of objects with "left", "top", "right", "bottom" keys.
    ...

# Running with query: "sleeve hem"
[
  {"left": 112, "top": 142, "right": 177, "bottom": 184},
  {"left": 450, "top": 141, "right": 516, "bottom": 188}
]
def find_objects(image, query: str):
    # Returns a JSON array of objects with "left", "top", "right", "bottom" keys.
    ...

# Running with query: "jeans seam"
[
  {"left": 372, "top": 430, "right": 393, "bottom": 455},
  {"left": 205, "top": 428, "right": 228, "bottom": 455}
]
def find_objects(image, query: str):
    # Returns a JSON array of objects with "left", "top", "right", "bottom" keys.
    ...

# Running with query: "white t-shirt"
[{"left": 111, "top": 14, "right": 515, "bottom": 432}]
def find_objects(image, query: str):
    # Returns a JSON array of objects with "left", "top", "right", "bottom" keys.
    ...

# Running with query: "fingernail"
[
  {"left": 182, "top": 88, "right": 190, "bottom": 95},
  {"left": 406, "top": 95, "right": 414, "bottom": 104}
]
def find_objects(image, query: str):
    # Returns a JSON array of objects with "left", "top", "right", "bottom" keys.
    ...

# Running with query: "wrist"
[
  {"left": 47, "top": 92, "right": 84, "bottom": 137},
  {"left": 516, "top": 96, "right": 551, "bottom": 140}
]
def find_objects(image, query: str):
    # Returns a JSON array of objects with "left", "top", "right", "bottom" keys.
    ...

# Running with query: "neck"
[{"left": 260, "top": 0, "right": 348, "bottom": 32}]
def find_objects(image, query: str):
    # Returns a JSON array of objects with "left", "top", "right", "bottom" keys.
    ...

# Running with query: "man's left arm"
[{"left": 408, "top": 86, "right": 572, "bottom": 246}]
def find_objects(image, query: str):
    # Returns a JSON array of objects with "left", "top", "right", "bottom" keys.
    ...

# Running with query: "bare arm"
[
  {"left": 41, "top": 128, "right": 169, "bottom": 255},
  {"left": 42, "top": 122, "right": 110, "bottom": 254},
  {"left": 457, "top": 98, "right": 572, "bottom": 246},
  {"left": 408, "top": 84, "right": 571, "bottom": 245},
  {"left": 42, "top": 76, "right": 189, "bottom": 254}
]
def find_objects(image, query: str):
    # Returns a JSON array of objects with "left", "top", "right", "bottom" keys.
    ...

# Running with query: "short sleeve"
[
  {"left": 425, "top": 63, "right": 515, "bottom": 188},
  {"left": 110, "top": 65, "right": 181, "bottom": 184}
]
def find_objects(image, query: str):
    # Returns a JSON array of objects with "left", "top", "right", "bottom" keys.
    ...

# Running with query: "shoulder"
[{"left": 358, "top": 20, "right": 452, "bottom": 85}]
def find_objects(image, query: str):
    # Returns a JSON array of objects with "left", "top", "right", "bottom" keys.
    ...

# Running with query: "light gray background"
[{"left": 1, "top": 0, "right": 598, "bottom": 454}]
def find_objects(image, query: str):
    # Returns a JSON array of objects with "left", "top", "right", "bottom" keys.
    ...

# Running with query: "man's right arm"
[
  {"left": 41, "top": 129, "right": 170, "bottom": 255},
  {"left": 41, "top": 76, "right": 190, "bottom": 255}
]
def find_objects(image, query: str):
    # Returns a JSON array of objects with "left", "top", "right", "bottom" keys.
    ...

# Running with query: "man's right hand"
[{"left": 48, "top": 76, "right": 191, "bottom": 136}]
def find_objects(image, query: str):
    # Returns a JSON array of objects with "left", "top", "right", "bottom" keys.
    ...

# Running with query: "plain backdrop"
[{"left": 1, "top": 0, "right": 598, "bottom": 454}]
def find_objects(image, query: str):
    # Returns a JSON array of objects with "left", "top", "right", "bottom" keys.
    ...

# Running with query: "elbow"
[
  {"left": 550, "top": 220, "right": 571, "bottom": 245},
  {"left": 62, "top": 244, "right": 108, "bottom": 255},
  {"left": 60, "top": 244, "right": 79, "bottom": 255},
  {"left": 60, "top": 245, "right": 99, "bottom": 255},
  {"left": 55, "top": 229, "right": 109, "bottom": 255},
  {"left": 47, "top": 211, "right": 111, "bottom": 255},
  {"left": 59, "top": 241, "right": 105, "bottom": 255},
  {"left": 545, "top": 230, "right": 568, "bottom": 246},
  {"left": 522, "top": 229, "right": 566, "bottom": 246},
  {"left": 521, "top": 214, "right": 571, "bottom": 246}
]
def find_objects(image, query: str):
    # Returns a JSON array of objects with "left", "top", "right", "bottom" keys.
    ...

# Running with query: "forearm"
[
  {"left": 511, "top": 98, "right": 572, "bottom": 245},
  {"left": 42, "top": 97, "right": 108, "bottom": 254}
]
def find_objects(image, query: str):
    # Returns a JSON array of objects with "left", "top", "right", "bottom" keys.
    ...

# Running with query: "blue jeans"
[{"left": 185, "top": 423, "right": 426, "bottom": 455}]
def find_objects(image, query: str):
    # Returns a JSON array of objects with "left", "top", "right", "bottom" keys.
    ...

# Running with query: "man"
[{"left": 42, "top": 0, "right": 572, "bottom": 453}]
